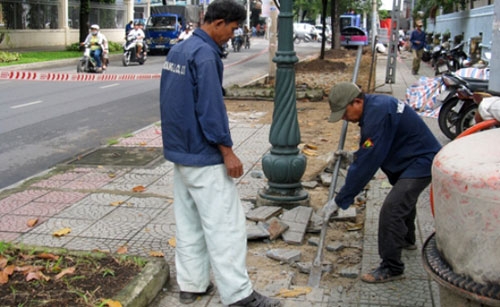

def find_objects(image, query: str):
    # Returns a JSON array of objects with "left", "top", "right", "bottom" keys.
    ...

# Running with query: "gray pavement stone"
[
  {"left": 77, "top": 220, "right": 147, "bottom": 239},
  {"left": 266, "top": 248, "right": 302, "bottom": 264},
  {"left": 246, "top": 205, "right": 283, "bottom": 221},
  {"left": 281, "top": 206, "right": 313, "bottom": 245}
]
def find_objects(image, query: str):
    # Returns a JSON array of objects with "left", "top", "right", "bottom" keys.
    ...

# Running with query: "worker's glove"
[
  {"left": 333, "top": 150, "right": 354, "bottom": 169},
  {"left": 321, "top": 198, "right": 339, "bottom": 221}
]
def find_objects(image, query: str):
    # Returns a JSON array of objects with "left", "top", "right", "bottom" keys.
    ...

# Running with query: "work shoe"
[
  {"left": 179, "top": 282, "right": 214, "bottom": 304},
  {"left": 361, "top": 266, "right": 404, "bottom": 283},
  {"left": 403, "top": 244, "right": 417, "bottom": 250},
  {"left": 229, "top": 290, "right": 281, "bottom": 306}
]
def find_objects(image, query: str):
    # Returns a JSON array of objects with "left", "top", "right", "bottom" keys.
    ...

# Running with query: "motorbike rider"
[
  {"left": 178, "top": 25, "right": 193, "bottom": 41},
  {"left": 127, "top": 20, "right": 145, "bottom": 58},
  {"left": 232, "top": 24, "right": 243, "bottom": 49},
  {"left": 81, "top": 24, "right": 106, "bottom": 73}
]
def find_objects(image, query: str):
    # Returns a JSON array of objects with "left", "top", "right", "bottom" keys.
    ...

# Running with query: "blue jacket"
[
  {"left": 160, "top": 28, "right": 232, "bottom": 166},
  {"left": 410, "top": 29, "right": 426, "bottom": 51},
  {"left": 334, "top": 94, "right": 441, "bottom": 209}
]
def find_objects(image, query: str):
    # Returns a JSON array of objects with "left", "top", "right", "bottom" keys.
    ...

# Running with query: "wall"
[{"left": 426, "top": 5, "right": 494, "bottom": 50}]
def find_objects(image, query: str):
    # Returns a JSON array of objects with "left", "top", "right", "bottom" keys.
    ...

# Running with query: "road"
[{"left": 0, "top": 38, "right": 323, "bottom": 189}]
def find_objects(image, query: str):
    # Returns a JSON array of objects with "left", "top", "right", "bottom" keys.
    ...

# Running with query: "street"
[{"left": 0, "top": 38, "right": 322, "bottom": 189}]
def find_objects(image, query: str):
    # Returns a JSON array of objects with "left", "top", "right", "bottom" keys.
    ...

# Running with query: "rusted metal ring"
[{"left": 422, "top": 232, "right": 500, "bottom": 306}]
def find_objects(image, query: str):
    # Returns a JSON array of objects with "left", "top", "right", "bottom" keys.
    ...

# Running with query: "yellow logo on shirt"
[{"left": 362, "top": 138, "right": 374, "bottom": 148}]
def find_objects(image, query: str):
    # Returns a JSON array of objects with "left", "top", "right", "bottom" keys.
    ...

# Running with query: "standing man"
[
  {"left": 409, "top": 20, "right": 426, "bottom": 75},
  {"left": 159, "top": 0, "right": 281, "bottom": 306},
  {"left": 327, "top": 83, "right": 441, "bottom": 283}
]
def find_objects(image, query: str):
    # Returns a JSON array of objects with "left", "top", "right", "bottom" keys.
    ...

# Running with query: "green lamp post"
[{"left": 257, "top": 0, "right": 309, "bottom": 209}]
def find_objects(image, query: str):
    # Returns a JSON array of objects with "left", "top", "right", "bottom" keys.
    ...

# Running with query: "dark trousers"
[{"left": 378, "top": 177, "right": 431, "bottom": 274}]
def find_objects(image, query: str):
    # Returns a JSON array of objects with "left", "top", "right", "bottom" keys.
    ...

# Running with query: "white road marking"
[
  {"left": 11, "top": 100, "right": 43, "bottom": 109},
  {"left": 100, "top": 83, "right": 120, "bottom": 89}
]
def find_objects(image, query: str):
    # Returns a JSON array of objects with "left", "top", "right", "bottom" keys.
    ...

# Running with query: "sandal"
[
  {"left": 361, "top": 266, "right": 404, "bottom": 283},
  {"left": 179, "top": 282, "right": 214, "bottom": 304},
  {"left": 229, "top": 290, "right": 281, "bottom": 307}
]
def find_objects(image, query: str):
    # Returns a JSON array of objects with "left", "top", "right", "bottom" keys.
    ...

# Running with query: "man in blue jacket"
[
  {"left": 327, "top": 82, "right": 441, "bottom": 283},
  {"left": 409, "top": 20, "right": 426, "bottom": 75},
  {"left": 159, "top": 0, "right": 281, "bottom": 306}
]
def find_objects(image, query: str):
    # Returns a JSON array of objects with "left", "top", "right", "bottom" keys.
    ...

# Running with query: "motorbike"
[
  {"left": 76, "top": 44, "right": 104, "bottom": 73},
  {"left": 447, "top": 41, "right": 469, "bottom": 71},
  {"left": 122, "top": 38, "right": 148, "bottom": 66},
  {"left": 221, "top": 43, "right": 229, "bottom": 58},
  {"left": 232, "top": 35, "right": 243, "bottom": 52},
  {"left": 293, "top": 32, "right": 313, "bottom": 44},
  {"left": 436, "top": 72, "right": 490, "bottom": 139}
]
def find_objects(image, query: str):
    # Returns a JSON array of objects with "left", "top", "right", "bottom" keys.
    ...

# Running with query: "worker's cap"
[
  {"left": 90, "top": 24, "right": 100, "bottom": 30},
  {"left": 416, "top": 20, "right": 423, "bottom": 27},
  {"left": 328, "top": 82, "right": 361, "bottom": 123}
]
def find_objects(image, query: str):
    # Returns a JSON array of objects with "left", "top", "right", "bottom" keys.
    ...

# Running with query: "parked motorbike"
[
  {"left": 436, "top": 72, "right": 490, "bottom": 139},
  {"left": 76, "top": 44, "right": 103, "bottom": 73},
  {"left": 232, "top": 35, "right": 243, "bottom": 52},
  {"left": 447, "top": 41, "right": 469, "bottom": 71},
  {"left": 421, "top": 43, "right": 432, "bottom": 63},
  {"left": 122, "top": 39, "right": 148, "bottom": 66}
]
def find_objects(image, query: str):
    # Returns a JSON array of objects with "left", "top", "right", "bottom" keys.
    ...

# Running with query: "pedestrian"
[
  {"left": 159, "top": 0, "right": 282, "bottom": 306},
  {"left": 326, "top": 82, "right": 441, "bottom": 283},
  {"left": 409, "top": 20, "right": 426, "bottom": 75}
]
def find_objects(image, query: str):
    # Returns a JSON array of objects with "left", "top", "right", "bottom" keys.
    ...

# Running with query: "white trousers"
[{"left": 173, "top": 164, "right": 253, "bottom": 305}]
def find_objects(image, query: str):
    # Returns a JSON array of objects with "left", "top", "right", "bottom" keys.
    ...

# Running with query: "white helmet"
[{"left": 90, "top": 24, "right": 100, "bottom": 30}]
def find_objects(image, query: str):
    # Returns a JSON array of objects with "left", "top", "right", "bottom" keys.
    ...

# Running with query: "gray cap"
[{"left": 328, "top": 82, "right": 361, "bottom": 122}]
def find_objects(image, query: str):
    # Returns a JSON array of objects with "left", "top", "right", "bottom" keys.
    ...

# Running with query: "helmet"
[{"left": 90, "top": 24, "right": 100, "bottom": 30}]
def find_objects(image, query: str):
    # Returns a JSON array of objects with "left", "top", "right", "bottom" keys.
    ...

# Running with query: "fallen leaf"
[
  {"left": 0, "top": 256, "right": 7, "bottom": 269},
  {"left": 3, "top": 265, "right": 15, "bottom": 276},
  {"left": 110, "top": 200, "right": 125, "bottom": 206},
  {"left": 108, "top": 173, "right": 116, "bottom": 178},
  {"left": 0, "top": 271, "right": 8, "bottom": 284},
  {"left": 92, "top": 249, "right": 110, "bottom": 254},
  {"left": 305, "top": 143, "right": 318, "bottom": 150},
  {"left": 53, "top": 227, "right": 71, "bottom": 237},
  {"left": 132, "top": 185, "right": 146, "bottom": 192},
  {"left": 26, "top": 218, "right": 39, "bottom": 227},
  {"left": 55, "top": 266, "right": 76, "bottom": 280},
  {"left": 104, "top": 299, "right": 123, "bottom": 307},
  {"left": 302, "top": 148, "right": 318, "bottom": 156},
  {"left": 149, "top": 251, "right": 165, "bottom": 257},
  {"left": 168, "top": 237, "right": 176, "bottom": 247},
  {"left": 116, "top": 246, "right": 128, "bottom": 254},
  {"left": 138, "top": 141, "right": 147, "bottom": 146},
  {"left": 347, "top": 222, "right": 363, "bottom": 231},
  {"left": 37, "top": 253, "right": 59, "bottom": 260},
  {"left": 277, "top": 286, "right": 312, "bottom": 298},
  {"left": 26, "top": 271, "right": 50, "bottom": 282}
]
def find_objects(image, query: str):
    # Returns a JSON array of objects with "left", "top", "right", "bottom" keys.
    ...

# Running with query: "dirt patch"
[{"left": 0, "top": 243, "right": 143, "bottom": 306}]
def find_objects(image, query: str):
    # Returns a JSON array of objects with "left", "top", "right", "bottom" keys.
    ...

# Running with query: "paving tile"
[
  {"left": 63, "top": 237, "right": 129, "bottom": 253},
  {"left": 36, "top": 191, "right": 88, "bottom": 204},
  {"left": 112, "top": 173, "right": 163, "bottom": 185},
  {"left": 31, "top": 180, "right": 71, "bottom": 188},
  {"left": 0, "top": 189, "right": 48, "bottom": 206},
  {"left": 77, "top": 220, "right": 147, "bottom": 240},
  {"left": 62, "top": 180, "right": 111, "bottom": 189},
  {"left": 54, "top": 203, "right": 116, "bottom": 220},
  {"left": 126, "top": 196, "right": 172, "bottom": 209},
  {"left": 0, "top": 214, "right": 47, "bottom": 232},
  {"left": 28, "top": 217, "right": 95, "bottom": 236},
  {"left": 0, "top": 231, "right": 21, "bottom": 242},
  {"left": 100, "top": 207, "right": 164, "bottom": 224},
  {"left": 76, "top": 193, "right": 132, "bottom": 206},
  {"left": 11, "top": 201, "right": 72, "bottom": 216},
  {"left": 126, "top": 239, "right": 175, "bottom": 260},
  {"left": 16, "top": 232, "right": 74, "bottom": 248},
  {"left": 0, "top": 199, "right": 30, "bottom": 214}
]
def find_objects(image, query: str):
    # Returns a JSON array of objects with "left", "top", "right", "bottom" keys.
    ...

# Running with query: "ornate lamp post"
[{"left": 257, "top": 0, "right": 309, "bottom": 209}]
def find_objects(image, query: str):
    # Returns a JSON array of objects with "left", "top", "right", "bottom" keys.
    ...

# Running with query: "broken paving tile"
[
  {"left": 264, "top": 217, "right": 289, "bottom": 240},
  {"left": 260, "top": 272, "right": 295, "bottom": 297},
  {"left": 306, "top": 211, "right": 322, "bottom": 233},
  {"left": 326, "top": 242, "right": 345, "bottom": 252},
  {"left": 246, "top": 221, "right": 269, "bottom": 240},
  {"left": 241, "top": 200, "right": 255, "bottom": 215},
  {"left": 281, "top": 206, "right": 313, "bottom": 245},
  {"left": 295, "top": 261, "right": 333, "bottom": 274},
  {"left": 266, "top": 248, "right": 301, "bottom": 264},
  {"left": 246, "top": 206, "right": 282, "bottom": 222},
  {"left": 308, "top": 237, "right": 319, "bottom": 246},
  {"left": 339, "top": 267, "right": 359, "bottom": 278}
]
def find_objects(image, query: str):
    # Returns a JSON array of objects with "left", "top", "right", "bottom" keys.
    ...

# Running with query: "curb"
[{"left": 114, "top": 257, "right": 170, "bottom": 307}]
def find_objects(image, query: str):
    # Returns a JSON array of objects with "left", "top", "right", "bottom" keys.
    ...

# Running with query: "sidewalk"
[{"left": 0, "top": 49, "right": 444, "bottom": 306}]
